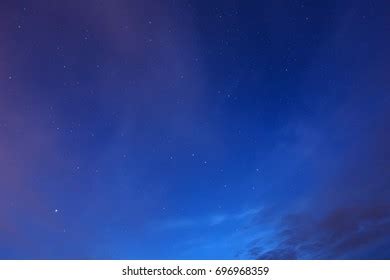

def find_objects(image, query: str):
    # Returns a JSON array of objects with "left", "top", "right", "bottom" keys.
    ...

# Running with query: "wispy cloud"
[
  {"left": 241, "top": 102, "right": 390, "bottom": 260},
  {"left": 158, "top": 207, "right": 262, "bottom": 230}
]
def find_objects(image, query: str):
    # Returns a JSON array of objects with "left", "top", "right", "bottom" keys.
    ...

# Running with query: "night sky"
[{"left": 0, "top": 0, "right": 389, "bottom": 259}]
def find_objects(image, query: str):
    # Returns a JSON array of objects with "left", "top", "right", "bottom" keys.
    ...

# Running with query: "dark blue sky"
[{"left": 0, "top": 0, "right": 389, "bottom": 259}]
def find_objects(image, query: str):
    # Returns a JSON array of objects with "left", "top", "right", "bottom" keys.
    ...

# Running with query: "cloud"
[
  {"left": 247, "top": 203, "right": 390, "bottom": 259},
  {"left": 158, "top": 207, "right": 262, "bottom": 230},
  {"left": 242, "top": 96, "right": 390, "bottom": 259}
]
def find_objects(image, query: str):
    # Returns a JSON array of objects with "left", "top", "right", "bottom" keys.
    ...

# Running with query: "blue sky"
[{"left": 0, "top": 0, "right": 389, "bottom": 259}]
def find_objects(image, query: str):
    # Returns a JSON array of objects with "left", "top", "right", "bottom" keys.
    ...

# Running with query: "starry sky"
[{"left": 0, "top": 0, "right": 389, "bottom": 260}]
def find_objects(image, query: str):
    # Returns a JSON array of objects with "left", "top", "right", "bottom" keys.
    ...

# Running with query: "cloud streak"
[{"left": 159, "top": 208, "right": 262, "bottom": 230}]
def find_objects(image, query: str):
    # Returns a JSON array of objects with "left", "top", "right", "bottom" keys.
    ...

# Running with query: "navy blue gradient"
[{"left": 0, "top": 0, "right": 389, "bottom": 259}]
